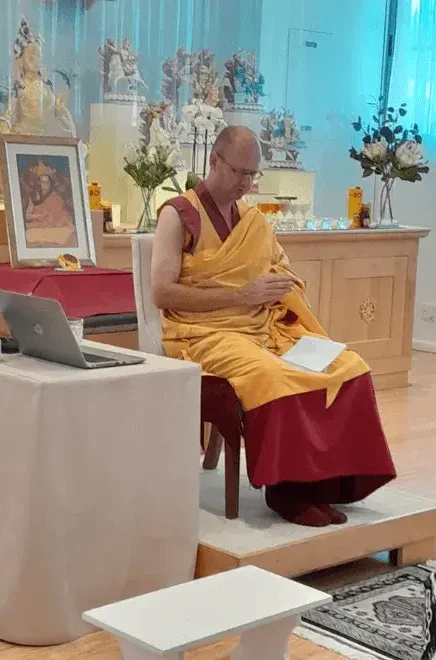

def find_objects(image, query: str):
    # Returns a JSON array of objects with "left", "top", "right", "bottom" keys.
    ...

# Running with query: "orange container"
[{"left": 257, "top": 203, "right": 281, "bottom": 215}]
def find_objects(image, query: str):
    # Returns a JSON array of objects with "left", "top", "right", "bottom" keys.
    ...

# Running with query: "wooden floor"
[{"left": 2, "top": 351, "right": 436, "bottom": 660}]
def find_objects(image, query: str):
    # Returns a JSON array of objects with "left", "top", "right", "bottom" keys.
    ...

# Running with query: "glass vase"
[
  {"left": 373, "top": 178, "right": 397, "bottom": 227},
  {"left": 137, "top": 189, "right": 156, "bottom": 233}
]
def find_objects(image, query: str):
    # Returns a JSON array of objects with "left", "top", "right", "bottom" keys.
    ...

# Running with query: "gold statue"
[{"left": 0, "top": 18, "right": 76, "bottom": 137}]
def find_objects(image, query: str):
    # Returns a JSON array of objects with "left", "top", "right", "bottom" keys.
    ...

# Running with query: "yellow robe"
[{"left": 162, "top": 189, "right": 370, "bottom": 411}]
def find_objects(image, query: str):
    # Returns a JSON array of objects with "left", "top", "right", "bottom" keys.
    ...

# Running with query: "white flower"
[
  {"left": 396, "top": 140, "right": 424, "bottom": 168},
  {"left": 124, "top": 144, "right": 137, "bottom": 164},
  {"left": 165, "top": 148, "right": 178, "bottom": 167},
  {"left": 194, "top": 114, "right": 215, "bottom": 134},
  {"left": 363, "top": 138, "right": 388, "bottom": 162},
  {"left": 181, "top": 104, "right": 198, "bottom": 121}
]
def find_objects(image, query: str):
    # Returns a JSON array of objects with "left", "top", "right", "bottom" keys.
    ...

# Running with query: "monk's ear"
[{"left": 209, "top": 150, "right": 218, "bottom": 171}]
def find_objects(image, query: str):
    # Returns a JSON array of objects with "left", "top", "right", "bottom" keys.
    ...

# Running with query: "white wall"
[
  {"left": 259, "top": 0, "right": 387, "bottom": 217},
  {"left": 394, "top": 149, "right": 436, "bottom": 351}
]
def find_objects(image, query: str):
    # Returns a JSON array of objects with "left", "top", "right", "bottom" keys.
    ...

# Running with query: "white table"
[
  {"left": 0, "top": 343, "right": 201, "bottom": 645},
  {"left": 84, "top": 565, "right": 331, "bottom": 659}
]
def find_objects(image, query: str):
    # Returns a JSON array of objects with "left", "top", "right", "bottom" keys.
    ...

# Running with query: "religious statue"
[
  {"left": 190, "top": 49, "right": 222, "bottom": 108},
  {"left": 98, "top": 37, "right": 147, "bottom": 101},
  {"left": 223, "top": 50, "right": 265, "bottom": 108},
  {"left": 0, "top": 18, "right": 76, "bottom": 138},
  {"left": 259, "top": 109, "right": 306, "bottom": 169},
  {"left": 161, "top": 47, "right": 191, "bottom": 115}
]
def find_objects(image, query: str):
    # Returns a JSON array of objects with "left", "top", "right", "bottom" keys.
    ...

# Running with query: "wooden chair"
[{"left": 131, "top": 234, "right": 243, "bottom": 519}]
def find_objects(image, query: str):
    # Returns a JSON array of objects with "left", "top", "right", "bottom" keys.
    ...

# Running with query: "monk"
[
  {"left": 24, "top": 172, "right": 77, "bottom": 248},
  {"left": 152, "top": 126, "right": 396, "bottom": 527}
]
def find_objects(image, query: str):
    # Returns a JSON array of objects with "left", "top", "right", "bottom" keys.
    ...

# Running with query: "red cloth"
[
  {"left": 200, "top": 373, "right": 395, "bottom": 503},
  {"left": 0, "top": 264, "right": 136, "bottom": 318},
  {"left": 243, "top": 373, "right": 396, "bottom": 502}
]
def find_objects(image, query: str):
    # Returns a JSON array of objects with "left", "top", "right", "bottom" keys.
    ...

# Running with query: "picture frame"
[{"left": 0, "top": 135, "right": 96, "bottom": 268}]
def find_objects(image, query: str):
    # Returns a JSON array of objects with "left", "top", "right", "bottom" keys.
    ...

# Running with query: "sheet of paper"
[{"left": 281, "top": 336, "right": 346, "bottom": 373}]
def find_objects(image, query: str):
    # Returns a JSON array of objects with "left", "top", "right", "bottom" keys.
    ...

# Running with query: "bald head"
[
  {"left": 212, "top": 126, "right": 261, "bottom": 160},
  {"left": 208, "top": 125, "right": 262, "bottom": 202}
]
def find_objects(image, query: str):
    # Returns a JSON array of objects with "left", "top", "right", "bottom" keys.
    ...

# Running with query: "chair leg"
[
  {"left": 225, "top": 434, "right": 241, "bottom": 520},
  {"left": 203, "top": 425, "right": 223, "bottom": 470}
]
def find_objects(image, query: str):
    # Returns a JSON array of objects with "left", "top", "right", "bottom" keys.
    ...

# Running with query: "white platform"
[
  {"left": 196, "top": 456, "right": 436, "bottom": 578},
  {"left": 83, "top": 566, "right": 331, "bottom": 659}
]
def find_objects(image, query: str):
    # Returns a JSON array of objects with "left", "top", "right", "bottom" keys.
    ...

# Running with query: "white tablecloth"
[{"left": 0, "top": 343, "right": 201, "bottom": 645}]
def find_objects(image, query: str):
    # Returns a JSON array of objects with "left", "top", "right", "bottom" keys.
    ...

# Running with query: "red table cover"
[{"left": 0, "top": 264, "right": 136, "bottom": 318}]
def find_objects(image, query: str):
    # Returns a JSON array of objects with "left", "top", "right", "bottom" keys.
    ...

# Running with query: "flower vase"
[
  {"left": 136, "top": 189, "right": 156, "bottom": 233},
  {"left": 373, "top": 178, "right": 397, "bottom": 227}
]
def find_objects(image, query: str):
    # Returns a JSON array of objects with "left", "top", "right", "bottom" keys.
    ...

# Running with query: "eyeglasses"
[{"left": 216, "top": 152, "right": 263, "bottom": 181}]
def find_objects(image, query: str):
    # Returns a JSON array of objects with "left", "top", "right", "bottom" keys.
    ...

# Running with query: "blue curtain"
[
  {"left": 0, "top": 0, "right": 263, "bottom": 139},
  {"left": 388, "top": 0, "right": 436, "bottom": 134}
]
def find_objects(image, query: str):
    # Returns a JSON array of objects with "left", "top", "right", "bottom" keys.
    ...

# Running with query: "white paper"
[{"left": 282, "top": 336, "right": 346, "bottom": 373}]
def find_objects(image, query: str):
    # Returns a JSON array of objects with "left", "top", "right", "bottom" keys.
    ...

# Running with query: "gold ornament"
[{"left": 359, "top": 298, "right": 377, "bottom": 323}]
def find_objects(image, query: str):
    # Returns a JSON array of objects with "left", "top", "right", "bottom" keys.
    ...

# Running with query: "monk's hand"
[{"left": 240, "top": 274, "right": 295, "bottom": 305}]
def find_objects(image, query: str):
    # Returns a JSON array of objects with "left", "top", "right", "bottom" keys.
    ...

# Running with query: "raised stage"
[{"left": 195, "top": 456, "right": 436, "bottom": 579}]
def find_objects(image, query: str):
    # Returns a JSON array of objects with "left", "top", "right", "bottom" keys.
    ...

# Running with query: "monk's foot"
[
  {"left": 318, "top": 504, "right": 348, "bottom": 525},
  {"left": 265, "top": 488, "right": 331, "bottom": 527}
]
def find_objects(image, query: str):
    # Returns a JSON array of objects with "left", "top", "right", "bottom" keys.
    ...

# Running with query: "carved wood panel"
[
  {"left": 329, "top": 256, "right": 408, "bottom": 359},
  {"left": 288, "top": 259, "right": 322, "bottom": 318}
]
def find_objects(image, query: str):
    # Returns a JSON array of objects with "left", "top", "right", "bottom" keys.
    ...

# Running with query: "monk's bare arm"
[
  {"left": 151, "top": 205, "right": 243, "bottom": 312},
  {"left": 152, "top": 207, "right": 296, "bottom": 311}
]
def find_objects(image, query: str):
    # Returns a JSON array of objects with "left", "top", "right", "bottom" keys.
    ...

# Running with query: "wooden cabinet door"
[
  {"left": 329, "top": 256, "right": 408, "bottom": 359},
  {"left": 289, "top": 259, "right": 322, "bottom": 319}
]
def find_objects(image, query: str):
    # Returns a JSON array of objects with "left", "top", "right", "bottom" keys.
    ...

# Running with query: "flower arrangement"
[
  {"left": 350, "top": 97, "right": 429, "bottom": 223},
  {"left": 124, "top": 143, "right": 177, "bottom": 232}
]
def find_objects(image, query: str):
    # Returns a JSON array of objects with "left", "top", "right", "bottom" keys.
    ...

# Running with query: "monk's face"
[
  {"left": 39, "top": 175, "right": 52, "bottom": 197},
  {"left": 211, "top": 141, "right": 261, "bottom": 201}
]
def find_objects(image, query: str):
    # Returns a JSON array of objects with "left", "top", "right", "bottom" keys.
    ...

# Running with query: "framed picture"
[{"left": 0, "top": 135, "right": 96, "bottom": 268}]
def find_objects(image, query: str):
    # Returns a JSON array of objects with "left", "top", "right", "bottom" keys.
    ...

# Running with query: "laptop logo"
[{"left": 33, "top": 324, "right": 44, "bottom": 335}]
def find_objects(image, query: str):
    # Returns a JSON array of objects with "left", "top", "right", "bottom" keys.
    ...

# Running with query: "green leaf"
[
  {"left": 398, "top": 107, "right": 407, "bottom": 117},
  {"left": 362, "top": 168, "right": 373, "bottom": 177},
  {"left": 394, "top": 125, "right": 403, "bottom": 134},
  {"left": 416, "top": 134, "right": 422, "bottom": 144},
  {"left": 396, "top": 167, "right": 419, "bottom": 182},
  {"left": 352, "top": 121, "right": 362, "bottom": 131},
  {"left": 161, "top": 186, "right": 178, "bottom": 193},
  {"left": 417, "top": 165, "right": 430, "bottom": 174},
  {"left": 372, "top": 115, "right": 379, "bottom": 124},
  {"left": 387, "top": 107, "right": 395, "bottom": 113},
  {"left": 186, "top": 171, "right": 202, "bottom": 190},
  {"left": 380, "top": 126, "right": 395, "bottom": 143}
]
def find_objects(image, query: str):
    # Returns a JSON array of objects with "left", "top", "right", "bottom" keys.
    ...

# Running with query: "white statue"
[{"left": 99, "top": 37, "right": 147, "bottom": 99}]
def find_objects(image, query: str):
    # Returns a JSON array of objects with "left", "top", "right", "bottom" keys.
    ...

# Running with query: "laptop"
[{"left": 0, "top": 290, "right": 145, "bottom": 369}]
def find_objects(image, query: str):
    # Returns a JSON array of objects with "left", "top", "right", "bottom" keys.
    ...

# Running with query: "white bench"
[{"left": 83, "top": 565, "right": 331, "bottom": 659}]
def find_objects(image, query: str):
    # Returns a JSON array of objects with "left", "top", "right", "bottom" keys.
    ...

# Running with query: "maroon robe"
[{"left": 162, "top": 183, "right": 396, "bottom": 503}]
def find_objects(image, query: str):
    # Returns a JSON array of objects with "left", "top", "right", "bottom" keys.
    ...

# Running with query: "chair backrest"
[{"left": 131, "top": 234, "right": 164, "bottom": 355}]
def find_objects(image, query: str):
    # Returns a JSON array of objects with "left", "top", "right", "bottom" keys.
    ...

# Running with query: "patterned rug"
[{"left": 296, "top": 562, "right": 436, "bottom": 660}]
